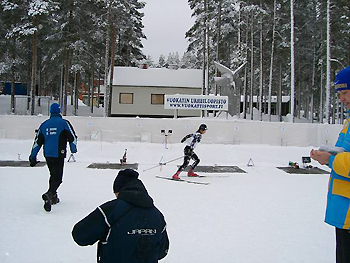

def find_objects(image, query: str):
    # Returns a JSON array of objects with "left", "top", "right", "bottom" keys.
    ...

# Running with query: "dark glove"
[
  {"left": 181, "top": 138, "right": 185, "bottom": 143},
  {"left": 29, "top": 157, "right": 39, "bottom": 167}
]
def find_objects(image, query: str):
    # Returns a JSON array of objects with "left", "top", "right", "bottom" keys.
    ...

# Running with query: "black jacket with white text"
[{"left": 72, "top": 179, "right": 169, "bottom": 263}]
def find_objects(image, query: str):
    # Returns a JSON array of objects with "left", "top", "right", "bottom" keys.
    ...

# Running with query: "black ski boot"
[
  {"left": 51, "top": 193, "right": 60, "bottom": 205},
  {"left": 42, "top": 192, "right": 52, "bottom": 212}
]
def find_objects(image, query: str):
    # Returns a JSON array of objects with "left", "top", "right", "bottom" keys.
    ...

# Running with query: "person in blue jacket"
[
  {"left": 310, "top": 66, "right": 350, "bottom": 263},
  {"left": 29, "top": 103, "right": 77, "bottom": 212},
  {"left": 72, "top": 169, "right": 169, "bottom": 263}
]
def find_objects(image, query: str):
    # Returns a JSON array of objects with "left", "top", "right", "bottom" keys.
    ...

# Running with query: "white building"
[{"left": 109, "top": 66, "right": 202, "bottom": 117}]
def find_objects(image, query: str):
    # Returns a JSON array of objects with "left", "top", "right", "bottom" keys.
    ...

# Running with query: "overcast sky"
[{"left": 141, "top": 0, "right": 194, "bottom": 62}]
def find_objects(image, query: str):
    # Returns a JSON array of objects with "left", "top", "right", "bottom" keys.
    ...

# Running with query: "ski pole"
[{"left": 143, "top": 156, "right": 183, "bottom": 172}]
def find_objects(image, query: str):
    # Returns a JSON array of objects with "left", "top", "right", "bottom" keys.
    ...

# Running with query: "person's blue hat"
[
  {"left": 335, "top": 66, "right": 350, "bottom": 92},
  {"left": 113, "top": 169, "right": 139, "bottom": 193},
  {"left": 50, "top": 103, "right": 61, "bottom": 114}
]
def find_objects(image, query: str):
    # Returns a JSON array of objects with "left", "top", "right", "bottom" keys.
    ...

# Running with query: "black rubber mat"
[
  {"left": 277, "top": 167, "right": 329, "bottom": 174},
  {"left": 177, "top": 165, "right": 246, "bottom": 173},
  {"left": 0, "top": 160, "right": 46, "bottom": 167},
  {"left": 87, "top": 163, "right": 139, "bottom": 170}
]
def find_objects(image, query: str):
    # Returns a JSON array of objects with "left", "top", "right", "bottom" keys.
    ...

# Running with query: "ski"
[{"left": 156, "top": 176, "right": 209, "bottom": 185}]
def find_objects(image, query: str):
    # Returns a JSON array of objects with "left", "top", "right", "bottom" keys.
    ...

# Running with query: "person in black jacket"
[
  {"left": 29, "top": 103, "right": 78, "bottom": 212},
  {"left": 72, "top": 169, "right": 169, "bottom": 263},
  {"left": 172, "top": 123, "right": 207, "bottom": 179}
]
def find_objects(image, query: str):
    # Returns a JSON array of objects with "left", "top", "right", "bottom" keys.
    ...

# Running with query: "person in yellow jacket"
[{"left": 311, "top": 66, "right": 350, "bottom": 263}]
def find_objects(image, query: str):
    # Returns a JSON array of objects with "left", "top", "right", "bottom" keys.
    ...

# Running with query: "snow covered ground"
[
  {"left": 0, "top": 139, "right": 335, "bottom": 263},
  {"left": 0, "top": 95, "right": 104, "bottom": 117}
]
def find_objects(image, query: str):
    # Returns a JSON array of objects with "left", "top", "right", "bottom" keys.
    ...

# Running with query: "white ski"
[{"left": 156, "top": 176, "right": 209, "bottom": 185}]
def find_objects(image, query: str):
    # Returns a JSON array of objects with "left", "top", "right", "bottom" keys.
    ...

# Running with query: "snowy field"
[{"left": 0, "top": 139, "right": 335, "bottom": 263}]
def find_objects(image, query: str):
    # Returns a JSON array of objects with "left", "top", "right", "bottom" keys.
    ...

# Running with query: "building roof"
[{"left": 111, "top": 66, "right": 202, "bottom": 89}]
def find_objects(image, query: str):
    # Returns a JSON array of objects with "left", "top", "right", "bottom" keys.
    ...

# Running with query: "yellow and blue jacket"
[{"left": 326, "top": 116, "right": 350, "bottom": 229}]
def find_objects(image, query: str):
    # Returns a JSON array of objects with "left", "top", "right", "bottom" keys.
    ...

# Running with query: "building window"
[
  {"left": 151, "top": 94, "right": 164, "bottom": 105},
  {"left": 119, "top": 93, "right": 133, "bottom": 104}
]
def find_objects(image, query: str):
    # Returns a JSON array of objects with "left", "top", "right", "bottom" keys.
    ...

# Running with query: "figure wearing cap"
[
  {"left": 335, "top": 66, "right": 350, "bottom": 112},
  {"left": 310, "top": 66, "right": 350, "bottom": 263},
  {"left": 72, "top": 169, "right": 169, "bottom": 263},
  {"left": 172, "top": 124, "right": 207, "bottom": 179},
  {"left": 29, "top": 102, "right": 78, "bottom": 212}
]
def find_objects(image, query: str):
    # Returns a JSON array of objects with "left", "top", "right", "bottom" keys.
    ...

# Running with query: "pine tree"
[{"left": 157, "top": 54, "right": 166, "bottom": 68}]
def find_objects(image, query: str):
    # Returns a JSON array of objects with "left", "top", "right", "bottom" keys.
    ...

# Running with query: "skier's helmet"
[{"left": 198, "top": 124, "right": 207, "bottom": 131}]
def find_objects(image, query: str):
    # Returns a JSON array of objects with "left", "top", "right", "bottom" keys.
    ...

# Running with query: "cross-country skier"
[{"left": 172, "top": 124, "right": 207, "bottom": 180}]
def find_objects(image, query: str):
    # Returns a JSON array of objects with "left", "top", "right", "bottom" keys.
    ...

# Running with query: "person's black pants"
[
  {"left": 177, "top": 146, "right": 200, "bottom": 172},
  {"left": 336, "top": 227, "right": 350, "bottom": 263},
  {"left": 45, "top": 157, "right": 65, "bottom": 196}
]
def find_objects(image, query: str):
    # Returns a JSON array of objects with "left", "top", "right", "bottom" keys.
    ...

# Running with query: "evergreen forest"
[{"left": 0, "top": 0, "right": 349, "bottom": 122}]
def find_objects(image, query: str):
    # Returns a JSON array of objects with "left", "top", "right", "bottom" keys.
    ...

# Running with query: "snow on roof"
[{"left": 111, "top": 67, "right": 202, "bottom": 89}]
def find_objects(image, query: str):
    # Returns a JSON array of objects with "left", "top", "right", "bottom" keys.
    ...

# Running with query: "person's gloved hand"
[{"left": 29, "top": 156, "right": 39, "bottom": 167}]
